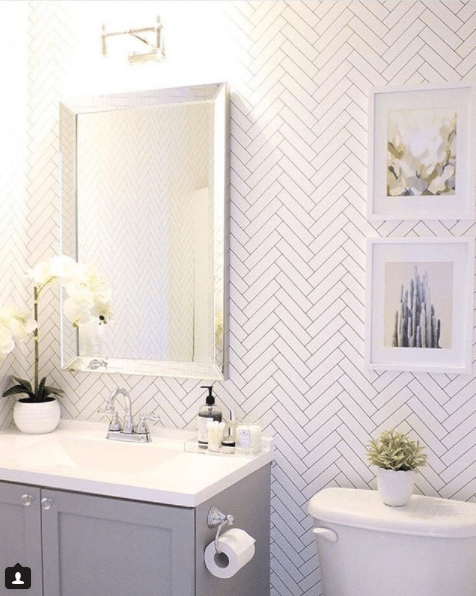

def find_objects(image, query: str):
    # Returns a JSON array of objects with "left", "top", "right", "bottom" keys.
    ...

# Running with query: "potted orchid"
[{"left": 1, "top": 255, "right": 112, "bottom": 433}]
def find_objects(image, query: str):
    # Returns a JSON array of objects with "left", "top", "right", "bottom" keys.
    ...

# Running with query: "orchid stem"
[{"left": 33, "top": 286, "right": 39, "bottom": 395}]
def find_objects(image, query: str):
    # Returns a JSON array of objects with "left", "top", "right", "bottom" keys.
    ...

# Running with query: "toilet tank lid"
[{"left": 308, "top": 488, "right": 476, "bottom": 538}]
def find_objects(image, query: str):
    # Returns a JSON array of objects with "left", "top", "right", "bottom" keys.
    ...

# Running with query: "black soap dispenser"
[{"left": 198, "top": 385, "right": 223, "bottom": 449}]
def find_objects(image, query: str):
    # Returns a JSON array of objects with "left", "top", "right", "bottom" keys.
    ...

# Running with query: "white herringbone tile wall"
[{"left": 2, "top": 2, "right": 476, "bottom": 595}]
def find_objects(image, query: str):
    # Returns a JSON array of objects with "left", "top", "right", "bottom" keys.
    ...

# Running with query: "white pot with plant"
[
  {"left": 0, "top": 255, "right": 112, "bottom": 434},
  {"left": 367, "top": 429, "right": 427, "bottom": 507}
]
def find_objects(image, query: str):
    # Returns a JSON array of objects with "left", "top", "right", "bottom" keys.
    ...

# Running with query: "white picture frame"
[
  {"left": 368, "top": 82, "right": 475, "bottom": 221},
  {"left": 365, "top": 237, "right": 474, "bottom": 374}
]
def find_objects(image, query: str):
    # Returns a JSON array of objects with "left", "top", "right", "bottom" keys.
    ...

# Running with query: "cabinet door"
[
  {"left": 0, "top": 481, "right": 42, "bottom": 596},
  {"left": 40, "top": 488, "right": 195, "bottom": 596}
]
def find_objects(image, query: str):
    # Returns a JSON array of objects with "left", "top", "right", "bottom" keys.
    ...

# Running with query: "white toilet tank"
[{"left": 308, "top": 487, "right": 476, "bottom": 596}]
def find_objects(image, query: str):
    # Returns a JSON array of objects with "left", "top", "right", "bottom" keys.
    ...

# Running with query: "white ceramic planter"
[
  {"left": 376, "top": 468, "right": 416, "bottom": 506},
  {"left": 13, "top": 398, "right": 61, "bottom": 434}
]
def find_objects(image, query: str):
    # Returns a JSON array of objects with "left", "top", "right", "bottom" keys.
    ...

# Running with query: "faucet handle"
[
  {"left": 98, "top": 408, "right": 122, "bottom": 432},
  {"left": 98, "top": 401, "right": 115, "bottom": 415},
  {"left": 136, "top": 413, "right": 161, "bottom": 435}
]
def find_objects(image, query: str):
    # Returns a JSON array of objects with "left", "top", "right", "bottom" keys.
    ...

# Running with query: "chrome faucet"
[
  {"left": 99, "top": 387, "right": 160, "bottom": 443},
  {"left": 106, "top": 388, "right": 135, "bottom": 433}
]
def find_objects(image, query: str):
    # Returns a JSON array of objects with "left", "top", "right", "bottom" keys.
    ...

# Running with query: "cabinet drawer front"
[
  {"left": 0, "top": 481, "right": 42, "bottom": 596},
  {"left": 41, "top": 488, "right": 195, "bottom": 596}
]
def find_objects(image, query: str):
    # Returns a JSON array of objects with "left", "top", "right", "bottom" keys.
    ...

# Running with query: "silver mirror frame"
[{"left": 59, "top": 83, "right": 228, "bottom": 380}]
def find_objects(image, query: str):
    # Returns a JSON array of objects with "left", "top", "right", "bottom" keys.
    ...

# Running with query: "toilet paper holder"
[{"left": 207, "top": 506, "right": 234, "bottom": 553}]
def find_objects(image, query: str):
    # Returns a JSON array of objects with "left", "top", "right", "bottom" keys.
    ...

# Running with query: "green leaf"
[
  {"left": 2, "top": 375, "right": 63, "bottom": 403},
  {"left": 11, "top": 377, "right": 33, "bottom": 392},
  {"left": 44, "top": 386, "right": 64, "bottom": 395},
  {"left": 2, "top": 385, "right": 35, "bottom": 399},
  {"left": 38, "top": 377, "right": 46, "bottom": 401}
]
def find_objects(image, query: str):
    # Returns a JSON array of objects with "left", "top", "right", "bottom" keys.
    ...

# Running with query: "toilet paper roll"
[{"left": 204, "top": 528, "right": 256, "bottom": 579}]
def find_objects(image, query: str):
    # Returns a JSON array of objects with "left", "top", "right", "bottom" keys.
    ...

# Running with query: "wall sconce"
[{"left": 101, "top": 16, "right": 165, "bottom": 64}]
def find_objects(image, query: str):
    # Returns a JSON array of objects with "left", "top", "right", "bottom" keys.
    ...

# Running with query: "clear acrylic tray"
[{"left": 184, "top": 436, "right": 273, "bottom": 457}]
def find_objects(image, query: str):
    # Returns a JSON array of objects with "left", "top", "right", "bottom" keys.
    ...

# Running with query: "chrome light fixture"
[{"left": 101, "top": 16, "right": 165, "bottom": 64}]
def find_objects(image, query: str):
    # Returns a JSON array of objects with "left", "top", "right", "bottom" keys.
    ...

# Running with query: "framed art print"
[
  {"left": 365, "top": 237, "right": 474, "bottom": 374},
  {"left": 368, "top": 82, "right": 475, "bottom": 221}
]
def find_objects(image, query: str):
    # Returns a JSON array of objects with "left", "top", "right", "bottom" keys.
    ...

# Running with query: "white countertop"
[{"left": 0, "top": 420, "right": 273, "bottom": 507}]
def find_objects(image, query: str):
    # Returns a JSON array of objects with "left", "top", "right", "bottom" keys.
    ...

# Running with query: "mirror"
[{"left": 59, "top": 83, "right": 228, "bottom": 380}]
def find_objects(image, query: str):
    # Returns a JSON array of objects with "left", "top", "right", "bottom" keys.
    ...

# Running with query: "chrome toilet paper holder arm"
[{"left": 207, "top": 506, "right": 234, "bottom": 553}]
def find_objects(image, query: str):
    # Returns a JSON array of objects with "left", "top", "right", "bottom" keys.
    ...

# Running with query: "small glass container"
[{"left": 236, "top": 422, "right": 262, "bottom": 455}]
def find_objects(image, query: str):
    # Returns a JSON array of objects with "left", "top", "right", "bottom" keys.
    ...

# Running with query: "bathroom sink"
[
  {"left": 17, "top": 427, "right": 186, "bottom": 474},
  {"left": 52, "top": 436, "right": 182, "bottom": 473},
  {"left": 0, "top": 420, "right": 273, "bottom": 506}
]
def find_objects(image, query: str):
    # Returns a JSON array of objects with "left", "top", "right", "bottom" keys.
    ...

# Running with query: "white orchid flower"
[
  {"left": 2, "top": 254, "right": 113, "bottom": 400},
  {"left": 27, "top": 260, "right": 55, "bottom": 286},
  {"left": 0, "top": 306, "right": 38, "bottom": 360},
  {"left": 64, "top": 297, "right": 94, "bottom": 328},
  {"left": 28, "top": 255, "right": 82, "bottom": 289},
  {"left": 47, "top": 255, "right": 79, "bottom": 280},
  {"left": 0, "top": 332, "right": 14, "bottom": 356},
  {"left": 91, "top": 297, "right": 114, "bottom": 325},
  {"left": 62, "top": 262, "right": 113, "bottom": 326},
  {"left": 66, "top": 262, "right": 92, "bottom": 285},
  {"left": 9, "top": 315, "right": 37, "bottom": 339}
]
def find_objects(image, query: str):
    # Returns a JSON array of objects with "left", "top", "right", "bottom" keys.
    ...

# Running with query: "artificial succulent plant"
[{"left": 367, "top": 429, "right": 427, "bottom": 471}]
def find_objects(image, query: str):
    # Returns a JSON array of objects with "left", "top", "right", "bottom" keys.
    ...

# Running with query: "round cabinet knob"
[
  {"left": 21, "top": 494, "right": 33, "bottom": 507},
  {"left": 41, "top": 497, "right": 53, "bottom": 510}
]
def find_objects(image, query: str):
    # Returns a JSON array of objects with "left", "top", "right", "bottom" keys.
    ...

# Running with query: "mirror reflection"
[{"left": 60, "top": 83, "right": 228, "bottom": 379}]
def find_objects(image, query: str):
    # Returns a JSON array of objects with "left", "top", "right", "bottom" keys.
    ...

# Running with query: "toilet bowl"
[{"left": 308, "top": 487, "right": 476, "bottom": 596}]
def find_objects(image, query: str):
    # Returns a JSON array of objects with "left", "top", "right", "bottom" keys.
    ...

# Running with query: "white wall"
[
  {"left": 0, "top": 2, "right": 29, "bottom": 409},
  {"left": 1, "top": 2, "right": 476, "bottom": 595}
]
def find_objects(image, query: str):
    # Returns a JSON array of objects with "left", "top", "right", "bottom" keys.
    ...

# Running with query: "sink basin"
[
  {"left": 55, "top": 436, "right": 182, "bottom": 473},
  {"left": 20, "top": 431, "right": 185, "bottom": 474}
]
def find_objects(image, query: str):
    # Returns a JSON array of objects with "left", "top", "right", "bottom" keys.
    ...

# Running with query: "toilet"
[{"left": 308, "top": 487, "right": 476, "bottom": 596}]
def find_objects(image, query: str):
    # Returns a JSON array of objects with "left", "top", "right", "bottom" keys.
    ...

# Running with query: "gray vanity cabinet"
[
  {"left": 0, "top": 481, "right": 194, "bottom": 596},
  {"left": 0, "top": 482, "right": 43, "bottom": 596},
  {"left": 0, "top": 464, "right": 271, "bottom": 596},
  {"left": 41, "top": 488, "right": 195, "bottom": 596}
]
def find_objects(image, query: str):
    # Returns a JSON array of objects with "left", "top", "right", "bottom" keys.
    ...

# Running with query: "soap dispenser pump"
[{"left": 198, "top": 385, "right": 222, "bottom": 448}]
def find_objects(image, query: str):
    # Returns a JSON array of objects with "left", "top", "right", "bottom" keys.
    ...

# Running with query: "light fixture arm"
[{"left": 101, "top": 16, "right": 165, "bottom": 63}]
